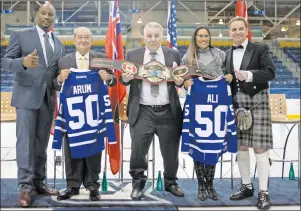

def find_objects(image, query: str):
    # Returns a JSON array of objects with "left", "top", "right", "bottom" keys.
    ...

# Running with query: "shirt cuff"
[{"left": 246, "top": 71, "right": 253, "bottom": 82}]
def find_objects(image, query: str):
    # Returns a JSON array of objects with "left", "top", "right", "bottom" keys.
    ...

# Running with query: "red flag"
[
  {"left": 236, "top": 0, "right": 252, "bottom": 41},
  {"left": 105, "top": 0, "right": 126, "bottom": 175}
]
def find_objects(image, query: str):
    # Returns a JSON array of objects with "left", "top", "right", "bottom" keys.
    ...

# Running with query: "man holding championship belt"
[{"left": 121, "top": 22, "right": 184, "bottom": 200}]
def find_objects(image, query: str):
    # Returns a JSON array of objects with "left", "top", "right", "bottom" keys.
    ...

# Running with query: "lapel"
[
  {"left": 136, "top": 48, "right": 145, "bottom": 90},
  {"left": 226, "top": 49, "right": 232, "bottom": 74},
  {"left": 71, "top": 52, "right": 77, "bottom": 68},
  {"left": 29, "top": 27, "right": 46, "bottom": 67},
  {"left": 89, "top": 50, "right": 96, "bottom": 69},
  {"left": 162, "top": 47, "right": 172, "bottom": 91},
  {"left": 240, "top": 42, "right": 254, "bottom": 70},
  {"left": 162, "top": 46, "right": 172, "bottom": 68}
]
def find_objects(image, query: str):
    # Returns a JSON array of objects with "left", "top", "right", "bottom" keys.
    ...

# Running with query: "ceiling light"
[
  {"left": 281, "top": 26, "right": 287, "bottom": 32},
  {"left": 219, "top": 32, "right": 223, "bottom": 37},
  {"left": 137, "top": 18, "right": 142, "bottom": 24},
  {"left": 218, "top": 19, "right": 224, "bottom": 25},
  {"left": 296, "top": 20, "right": 300, "bottom": 26}
]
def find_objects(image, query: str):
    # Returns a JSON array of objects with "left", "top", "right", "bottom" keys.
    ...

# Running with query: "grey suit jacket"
[
  {"left": 2, "top": 26, "right": 64, "bottom": 110},
  {"left": 58, "top": 50, "right": 117, "bottom": 86},
  {"left": 120, "top": 46, "right": 183, "bottom": 126}
]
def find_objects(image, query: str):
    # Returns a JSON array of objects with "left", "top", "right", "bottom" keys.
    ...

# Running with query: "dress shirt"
[
  {"left": 232, "top": 39, "right": 253, "bottom": 82},
  {"left": 140, "top": 47, "right": 169, "bottom": 105},
  {"left": 36, "top": 25, "right": 54, "bottom": 67},
  {"left": 76, "top": 51, "right": 89, "bottom": 69}
]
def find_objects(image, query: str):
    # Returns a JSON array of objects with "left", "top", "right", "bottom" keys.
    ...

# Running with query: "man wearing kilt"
[{"left": 225, "top": 17, "right": 276, "bottom": 210}]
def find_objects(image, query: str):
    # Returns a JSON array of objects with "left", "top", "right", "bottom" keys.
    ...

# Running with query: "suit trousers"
[
  {"left": 16, "top": 96, "right": 53, "bottom": 192},
  {"left": 64, "top": 137, "right": 101, "bottom": 191},
  {"left": 129, "top": 104, "right": 181, "bottom": 190}
]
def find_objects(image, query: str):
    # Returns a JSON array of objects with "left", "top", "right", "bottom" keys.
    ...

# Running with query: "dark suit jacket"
[
  {"left": 2, "top": 26, "right": 64, "bottom": 110},
  {"left": 58, "top": 50, "right": 117, "bottom": 86},
  {"left": 225, "top": 42, "right": 275, "bottom": 98},
  {"left": 120, "top": 46, "right": 183, "bottom": 126}
]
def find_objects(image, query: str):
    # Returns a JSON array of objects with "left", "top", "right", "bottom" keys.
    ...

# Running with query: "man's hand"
[
  {"left": 184, "top": 79, "right": 193, "bottom": 89},
  {"left": 174, "top": 76, "right": 184, "bottom": 86},
  {"left": 122, "top": 72, "right": 135, "bottom": 83},
  {"left": 23, "top": 49, "right": 39, "bottom": 68},
  {"left": 225, "top": 74, "right": 233, "bottom": 83},
  {"left": 58, "top": 69, "right": 70, "bottom": 84},
  {"left": 234, "top": 70, "right": 248, "bottom": 81},
  {"left": 98, "top": 70, "right": 112, "bottom": 81}
]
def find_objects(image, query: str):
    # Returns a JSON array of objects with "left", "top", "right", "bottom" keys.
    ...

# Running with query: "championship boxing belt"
[{"left": 90, "top": 58, "right": 216, "bottom": 85}]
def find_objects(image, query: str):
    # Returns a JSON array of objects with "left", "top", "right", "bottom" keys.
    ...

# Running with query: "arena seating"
[
  {"left": 283, "top": 47, "right": 301, "bottom": 67},
  {"left": 1, "top": 41, "right": 300, "bottom": 98}
]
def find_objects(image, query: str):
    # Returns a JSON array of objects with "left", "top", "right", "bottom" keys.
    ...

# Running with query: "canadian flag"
[{"left": 236, "top": 0, "right": 252, "bottom": 41}]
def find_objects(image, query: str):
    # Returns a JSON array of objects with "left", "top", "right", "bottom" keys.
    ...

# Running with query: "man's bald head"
[{"left": 35, "top": 3, "right": 56, "bottom": 32}]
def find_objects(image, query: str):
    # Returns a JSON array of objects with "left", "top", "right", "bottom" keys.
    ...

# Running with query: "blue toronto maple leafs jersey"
[
  {"left": 52, "top": 69, "right": 116, "bottom": 158},
  {"left": 181, "top": 76, "right": 237, "bottom": 165}
]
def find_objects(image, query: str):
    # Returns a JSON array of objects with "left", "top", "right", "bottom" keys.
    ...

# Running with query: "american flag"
[
  {"left": 167, "top": 0, "right": 177, "bottom": 50},
  {"left": 105, "top": 0, "right": 126, "bottom": 175}
]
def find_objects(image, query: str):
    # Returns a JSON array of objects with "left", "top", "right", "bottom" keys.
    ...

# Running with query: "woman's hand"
[
  {"left": 184, "top": 79, "right": 193, "bottom": 89},
  {"left": 225, "top": 74, "right": 233, "bottom": 83}
]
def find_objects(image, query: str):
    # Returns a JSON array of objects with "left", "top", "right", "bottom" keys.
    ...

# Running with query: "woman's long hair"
[{"left": 188, "top": 26, "right": 213, "bottom": 66}]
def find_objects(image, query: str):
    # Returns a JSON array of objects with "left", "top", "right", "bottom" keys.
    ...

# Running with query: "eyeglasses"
[{"left": 195, "top": 34, "right": 210, "bottom": 38}]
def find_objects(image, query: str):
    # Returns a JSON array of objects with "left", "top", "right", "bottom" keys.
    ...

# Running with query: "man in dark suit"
[
  {"left": 55, "top": 27, "right": 116, "bottom": 201},
  {"left": 120, "top": 22, "right": 184, "bottom": 200},
  {"left": 2, "top": 3, "right": 64, "bottom": 207},
  {"left": 225, "top": 17, "right": 275, "bottom": 210}
]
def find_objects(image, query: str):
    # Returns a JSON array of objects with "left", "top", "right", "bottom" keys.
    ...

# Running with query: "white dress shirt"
[
  {"left": 140, "top": 47, "right": 169, "bottom": 105},
  {"left": 36, "top": 25, "right": 54, "bottom": 67},
  {"left": 75, "top": 51, "right": 89, "bottom": 69},
  {"left": 232, "top": 39, "right": 253, "bottom": 82}
]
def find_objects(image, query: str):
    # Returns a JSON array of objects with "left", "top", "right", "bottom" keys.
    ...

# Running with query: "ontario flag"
[
  {"left": 236, "top": 0, "right": 252, "bottom": 40},
  {"left": 166, "top": 0, "right": 177, "bottom": 50},
  {"left": 105, "top": 0, "right": 126, "bottom": 175}
]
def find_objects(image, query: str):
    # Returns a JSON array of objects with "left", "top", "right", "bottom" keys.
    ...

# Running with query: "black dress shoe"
[
  {"left": 165, "top": 184, "right": 184, "bottom": 197},
  {"left": 230, "top": 184, "right": 254, "bottom": 200},
  {"left": 256, "top": 191, "right": 271, "bottom": 210},
  {"left": 57, "top": 189, "right": 79, "bottom": 201},
  {"left": 89, "top": 190, "right": 100, "bottom": 201},
  {"left": 35, "top": 184, "right": 59, "bottom": 196},
  {"left": 130, "top": 188, "right": 143, "bottom": 200}
]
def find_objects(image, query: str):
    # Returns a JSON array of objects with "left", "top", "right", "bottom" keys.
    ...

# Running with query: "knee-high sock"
[
  {"left": 237, "top": 150, "right": 251, "bottom": 185},
  {"left": 255, "top": 151, "right": 270, "bottom": 191}
]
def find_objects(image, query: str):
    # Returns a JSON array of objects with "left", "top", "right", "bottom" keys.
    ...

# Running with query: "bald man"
[{"left": 2, "top": 3, "right": 64, "bottom": 207}]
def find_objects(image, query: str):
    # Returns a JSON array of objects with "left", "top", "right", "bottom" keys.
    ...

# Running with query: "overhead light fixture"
[
  {"left": 296, "top": 20, "right": 300, "bottom": 26},
  {"left": 137, "top": 17, "right": 142, "bottom": 24},
  {"left": 281, "top": 26, "right": 287, "bottom": 32},
  {"left": 219, "top": 32, "right": 223, "bottom": 37},
  {"left": 218, "top": 19, "right": 224, "bottom": 25}
]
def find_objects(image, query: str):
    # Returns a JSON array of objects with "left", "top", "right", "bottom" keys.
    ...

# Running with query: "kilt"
[{"left": 233, "top": 89, "right": 273, "bottom": 150}]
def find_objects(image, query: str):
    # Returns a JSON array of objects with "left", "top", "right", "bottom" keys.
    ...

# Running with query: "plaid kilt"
[{"left": 233, "top": 89, "right": 273, "bottom": 150}]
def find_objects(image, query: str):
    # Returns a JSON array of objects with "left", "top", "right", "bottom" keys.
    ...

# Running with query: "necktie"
[
  {"left": 44, "top": 33, "right": 53, "bottom": 65},
  {"left": 232, "top": 45, "right": 244, "bottom": 50},
  {"left": 149, "top": 51, "right": 159, "bottom": 97},
  {"left": 80, "top": 55, "right": 87, "bottom": 69}
]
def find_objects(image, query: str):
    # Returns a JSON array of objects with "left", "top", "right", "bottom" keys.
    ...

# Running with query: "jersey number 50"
[
  {"left": 65, "top": 94, "right": 110, "bottom": 130},
  {"left": 195, "top": 105, "right": 228, "bottom": 138}
]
